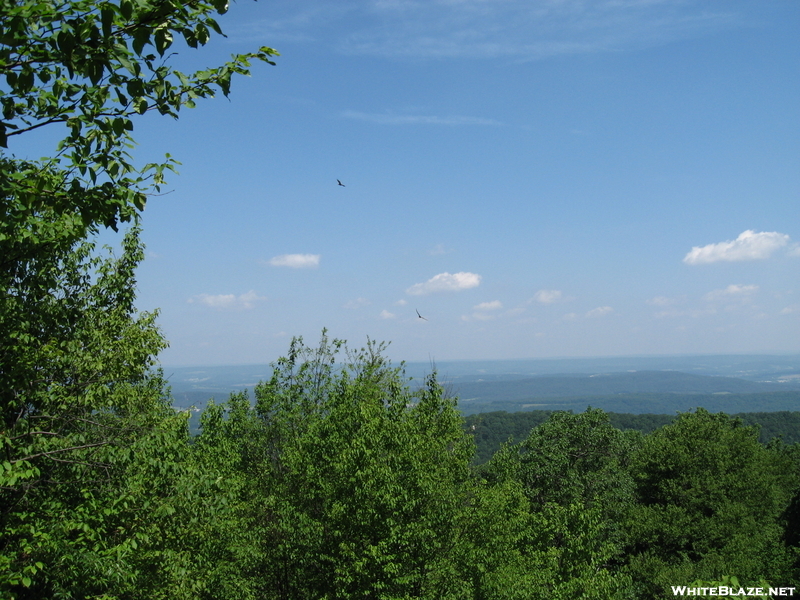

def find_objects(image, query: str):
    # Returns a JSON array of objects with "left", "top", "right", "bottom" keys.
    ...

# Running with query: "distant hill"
[
  {"left": 451, "top": 370, "right": 798, "bottom": 404},
  {"left": 172, "top": 390, "right": 233, "bottom": 410},
  {"left": 448, "top": 371, "right": 800, "bottom": 415},
  {"left": 165, "top": 362, "right": 800, "bottom": 434},
  {"left": 454, "top": 391, "right": 800, "bottom": 416}
]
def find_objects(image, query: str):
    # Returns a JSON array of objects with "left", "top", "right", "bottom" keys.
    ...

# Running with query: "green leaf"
[
  {"left": 132, "top": 28, "right": 150, "bottom": 56},
  {"left": 119, "top": 0, "right": 133, "bottom": 21},
  {"left": 101, "top": 6, "right": 114, "bottom": 38},
  {"left": 154, "top": 28, "right": 173, "bottom": 56}
]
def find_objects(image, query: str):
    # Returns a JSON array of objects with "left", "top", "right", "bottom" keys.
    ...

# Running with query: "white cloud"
[
  {"left": 586, "top": 306, "right": 614, "bottom": 318},
  {"left": 344, "top": 297, "right": 371, "bottom": 309},
  {"left": 703, "top": 284, "right": 759, "bottom": 301},
  {"left": 473, "top": 300, "right": 503, "bottom": 311},
  {"left": 342, "top": 110, "right": 501, "bottom": 126},
  {"left": 188, "top": 290, "right": 266, "bottom": 310},
  {"left": 379, "top": 309, "right": 396, "bottom": 319},
  {"left": 463, "top": 300, "right": 503, "bottom": 321},
  {"left": 781, "top": 305, "right": 800, "bottom": 315},
  {"left": 406, "top": 271, "right": 481, "bottom": 295},
  {"left": 562, "top": 312, "right": 578, "bottom": 321},
  {"left": 395, "top": 299, "right": 408, "bottom": 306},
  {"left": 533, "top": 289, "right": 563, "bottom": 304},
  {"left": 683, "top": 230, "right": 791, "bottom": 265},
  {"left": 269, "top": 253, "right": 320, "bottom": 268}
]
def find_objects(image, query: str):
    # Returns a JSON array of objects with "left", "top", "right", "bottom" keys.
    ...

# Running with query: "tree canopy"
[
  {"left": 1, "top": 0, "right": 276, "bottom": 481},
  {"left": 0, "top": 0, "right": 277, "bottom": 252},
  {"left": 1, "top": 1, "right": 276, "bottom": 595}
]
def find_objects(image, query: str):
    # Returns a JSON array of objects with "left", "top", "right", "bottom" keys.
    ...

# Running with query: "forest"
[
  {"left": 2, "top": 2, "right": 799, "bottom": 598},
  {"left": 465, "top": 410, "right": 800, "bottom": 465},
  {"left": 3, "top": 323, "right": 800, "bottom": 598}
]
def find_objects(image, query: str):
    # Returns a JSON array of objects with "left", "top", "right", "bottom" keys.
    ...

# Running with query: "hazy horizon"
[
  {"left": 160, "top": 351, "right": 800, "bottom": 371},
  {"left": 162, "top": 354, "right": 800, "bottom": 399}
]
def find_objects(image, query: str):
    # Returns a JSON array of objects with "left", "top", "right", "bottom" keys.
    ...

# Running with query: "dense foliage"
[
  {"left": 2, "top": 1, "right": 799, "bottom": 598},
  {"left": 0, "top": 0, "right": 274, "bottom": 596},
  {"left": 465, "top": 410, "right": 800, "bottom": 465},
  {"left": 624, "top": 409, "right": 798, "bottom": 597}
]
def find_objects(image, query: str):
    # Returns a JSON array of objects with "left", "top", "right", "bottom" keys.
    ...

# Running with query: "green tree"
[
  {"left": 624, "top": 408, "right": 799, "bottom": 598},
  {"left": 0, "top": 230, "right": 185, "bottom": 597},
  {"left": 485, "top": 409, "right": 637, "bottom": 599},
  {"left": 1, "top": 1, "right": 275, "bottom": 596},
  {"left": 0, "top": 0, "right": 276, "bottom": 455},
  {"left": 1, "top": 0, "right": 276, "bottom": 249},
  {"left": 1, "top": 0, "right": 277, "bottom": 472},
  {"left": 193, "top": 332, "right": 594, "bottom": 599},
  {"left": 192, "top": 333, "right": 480, "bottom": 599}
]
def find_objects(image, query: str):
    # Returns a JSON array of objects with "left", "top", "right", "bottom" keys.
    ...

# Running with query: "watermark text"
[{"left": 672, "top": 587, "right": 796, "bottom": 597}]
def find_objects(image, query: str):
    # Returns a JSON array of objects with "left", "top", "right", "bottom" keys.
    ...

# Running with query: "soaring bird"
[
  {"left": 337, "top": 179, "right": 345, "bottom": 187},
  {"left": 416, "top": 309, "right": 428, "bottom": 321}
]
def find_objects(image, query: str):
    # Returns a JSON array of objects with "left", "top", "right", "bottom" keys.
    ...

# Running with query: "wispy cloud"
[
  {"left": 188, "top": 290, "right": 266, "bottom": 310},
  {"left": 342, "top": 110, "right": 500, "bottom": 126},
  {"left": 586, "top": 306, "right": 614, "bottom": 318},
  {"left": 703, "top": 284, "right": 759, "bottom": 301},
  {"left": 340, "top": 0, "right": 741, "bottom": 60},
  {"left": 683, "top": 230, "right": 791, "bottom": 265},
  {"left": 379, "top": 309, "right": 396, "bottom": 319},
  {"left": 236, "top": 1, "right": 741, "bottom": 61},
  {"left": 226, "top": 4, "right": 344, "bottom": 43},
  {"left": 406, "top": 271, "right": 481, "bottom": 295},
  {"left": 428, "top": 243, "right": 452, "bottom": 255},
  {"left": 344, "top": 297, "right": 371, "bottom": 309},
  {"left": 533, "top": 289, "right": 563, "bottom": 304},
  {"left": 462, "top": 300, "right": 503, "bottom": 321},
  {"left": 269, "top": 253, "right": 321, "bottom": 268},
  {"left": 473, "top": 300, "right": 503, "bottom": 311}
]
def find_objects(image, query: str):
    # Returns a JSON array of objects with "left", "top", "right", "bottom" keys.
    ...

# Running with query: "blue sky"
[{"left": 32, "top": 1, "right": 800, "bottom": 365}]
